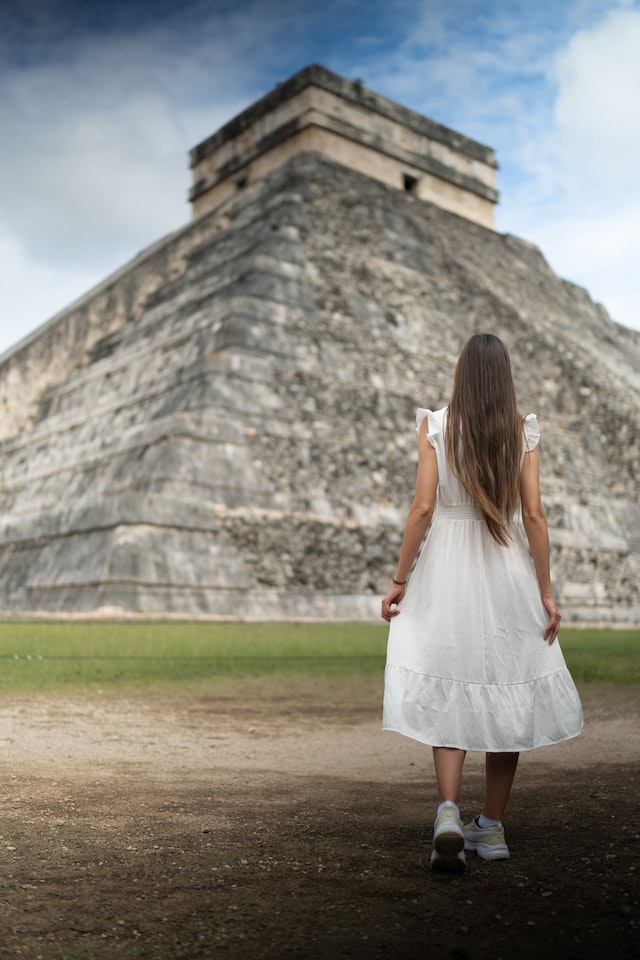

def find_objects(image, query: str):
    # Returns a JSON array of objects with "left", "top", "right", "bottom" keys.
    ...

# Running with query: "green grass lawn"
[{"left": 0, "top": 620, "right": 637, "bottom": 691}]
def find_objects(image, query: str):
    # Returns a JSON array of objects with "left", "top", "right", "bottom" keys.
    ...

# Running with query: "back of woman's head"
[{"left": 445, "top": 333, "right": 522, "bottom": 545}]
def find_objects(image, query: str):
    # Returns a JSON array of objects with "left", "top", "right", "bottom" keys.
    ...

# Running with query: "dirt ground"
[{"left": 0, "top": 674, "right": 638, "bottom": 960}]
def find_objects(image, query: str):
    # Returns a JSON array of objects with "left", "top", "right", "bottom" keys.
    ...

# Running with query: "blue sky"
[{"left": 1, "top": 0, "right": 640, "bottom": 357}]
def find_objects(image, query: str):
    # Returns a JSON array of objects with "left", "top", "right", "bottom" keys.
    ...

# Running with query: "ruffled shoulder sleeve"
[
  {"left": 523, "top": 413, "right": 540, "bottom": 452},
  {"left": 416, "top": 407, "right": 445, "bottom": 448},
  {"left": 415, "top": 408, "right": 431, "bottom": 433}
]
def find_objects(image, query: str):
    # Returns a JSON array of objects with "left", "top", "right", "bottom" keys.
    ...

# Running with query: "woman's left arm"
[{"left": 381, "top": 417, "right": 439, "bottom": 621}]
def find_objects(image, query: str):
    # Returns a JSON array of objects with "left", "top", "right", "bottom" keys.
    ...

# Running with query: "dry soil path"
[{"left": 0, "top": 675, "right": 638, "bottom": 959}]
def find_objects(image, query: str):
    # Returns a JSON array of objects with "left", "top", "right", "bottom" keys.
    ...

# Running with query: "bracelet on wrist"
[{"left": 392, "top": 578, "right": 407, "bottom": 586}]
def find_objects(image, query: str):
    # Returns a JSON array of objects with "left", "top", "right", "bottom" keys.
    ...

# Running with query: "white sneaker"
[
  {"left": 463, "top": 818, "right": 510, "bottom": 860},
  {"left": 431, "top": 803, "right": 465, "bottom": 872}
]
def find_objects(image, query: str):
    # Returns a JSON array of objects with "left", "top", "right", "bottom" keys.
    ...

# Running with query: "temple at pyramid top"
[{"left": 189, "top": 64, "right": 499, "bottom": 229}]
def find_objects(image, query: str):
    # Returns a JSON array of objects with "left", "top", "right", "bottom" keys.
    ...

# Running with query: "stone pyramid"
[{"left": 0, "top": 151, "right": 638, "bottom": 620}]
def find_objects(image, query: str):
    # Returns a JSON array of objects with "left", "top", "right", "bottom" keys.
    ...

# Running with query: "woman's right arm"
[
  {"left": 520, "top": 447, "right": 561, "bottom": 644},
  {"left": 380, "top": 417, "right": 438, "bottom": 622}
]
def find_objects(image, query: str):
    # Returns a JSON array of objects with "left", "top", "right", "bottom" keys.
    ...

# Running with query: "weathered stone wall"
[
  {"left": 0, "top": 151, "right": 638, "bottom": 620},
  {"left": 0, "top": 221, "right": 221, "bottom": 442}
]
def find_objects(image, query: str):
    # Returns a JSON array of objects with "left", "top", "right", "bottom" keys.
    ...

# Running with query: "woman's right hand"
[
  {"left": 381, "top": 582, "right": 406, "bottom": 622},
  {"left": 541, "top": 592, "right": 561, "bottom": 644}
]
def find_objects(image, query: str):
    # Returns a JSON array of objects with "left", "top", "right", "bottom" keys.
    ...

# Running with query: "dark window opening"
[{"left": 403, "top": 173, "right": 419, "bottom": 193}]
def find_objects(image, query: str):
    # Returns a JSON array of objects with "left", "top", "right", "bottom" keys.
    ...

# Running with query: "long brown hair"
[{"left": 444, "top": 334, "right": 523, "bottom": 545}]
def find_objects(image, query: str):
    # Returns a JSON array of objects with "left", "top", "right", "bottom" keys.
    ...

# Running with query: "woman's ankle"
[{"left": 477, "top": 812, "right": 501, "bottom": 828}]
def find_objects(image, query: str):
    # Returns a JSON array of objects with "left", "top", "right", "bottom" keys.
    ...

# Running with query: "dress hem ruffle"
[{"left": 382, "top": 663, "right": 584, "bottom": 753}]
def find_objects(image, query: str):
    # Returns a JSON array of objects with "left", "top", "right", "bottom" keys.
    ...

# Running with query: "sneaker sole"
[
  {"left": 434, "top": 829, "right": 465, "bottom": 856},
  {"left": 464, "top": 840, "right": 510, "bottom": 860}
]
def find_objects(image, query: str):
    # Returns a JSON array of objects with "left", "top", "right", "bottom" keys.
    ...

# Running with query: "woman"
[{"left": 381, "top": 333, "right": 583, "bottom": 872}]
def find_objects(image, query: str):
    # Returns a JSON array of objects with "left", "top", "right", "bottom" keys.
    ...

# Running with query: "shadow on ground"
[{"left": 1, "top": 760, "right": 637, "bottom": 959}]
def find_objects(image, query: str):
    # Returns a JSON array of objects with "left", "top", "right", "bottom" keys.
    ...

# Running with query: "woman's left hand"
[
  {"left": 541, "top": 592, "right": 561, "bottom": 644},
  {"left": 381, "top": 582, "right": 406, "bottom": 622}
]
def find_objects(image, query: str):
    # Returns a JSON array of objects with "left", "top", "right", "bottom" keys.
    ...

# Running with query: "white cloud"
[
  {"left": 0, "top": 56, "right": 197, "bottom": 353},
  {"left": 0, "top": 17, "right": 262, "bottom": 268},
  {"left": 1, "top": 83, "right": 187, "bottom": 264},
  {"left": 499, "top": 5, "right": 640, "bottom": 330},
  {"left": 0, "top": 230, "right": 97, "bottom": 359},
  {"left": 0, "top": 0, "right": 293, "bottom": 354},
  {"left": 528, "top": 202, "right": 640, "bottom": 329},
  {"left": 551, "top": 6, "right": 640, "bottom": 188}
]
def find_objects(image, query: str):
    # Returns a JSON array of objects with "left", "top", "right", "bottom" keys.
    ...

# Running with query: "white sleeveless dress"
[{"left": 383, "top": 407, "right": 584, "bottom": 752}]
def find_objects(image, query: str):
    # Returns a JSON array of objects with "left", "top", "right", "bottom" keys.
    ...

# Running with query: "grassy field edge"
[{"left": 0, "top": 621, "right": 637, "bottom": 689}]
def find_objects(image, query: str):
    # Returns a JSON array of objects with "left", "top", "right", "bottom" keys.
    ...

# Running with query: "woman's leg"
[
  {"left": 432, "top": 746, "right": 467, "bottom": 804},
  {"left": 483, "top": 752, "right": 519, "bottom": 820},
  {"left": 464, "top": 752, "right": 518, "bottom": 862},
  {"left": 430, "top": 747, "right": 467, "bottom": 870}
]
